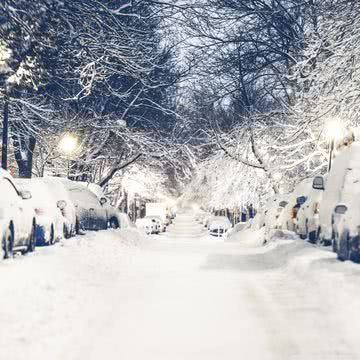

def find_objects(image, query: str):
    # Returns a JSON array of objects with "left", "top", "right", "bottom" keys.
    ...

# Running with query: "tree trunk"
[
  {"left": 13, "top": 133, "right": 36, "bottom": 178},
  {"left": 1, "top": 95, "right": 9, "bottom": 170}
]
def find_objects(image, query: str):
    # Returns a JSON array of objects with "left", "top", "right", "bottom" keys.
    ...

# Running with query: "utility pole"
[{"left": 1, "top": 94, "right": 9, "bottom": 170}]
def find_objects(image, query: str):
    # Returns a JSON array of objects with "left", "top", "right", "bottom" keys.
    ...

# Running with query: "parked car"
[
  {"left": 136, "top": 218, "right": 158, "bottom": 235},
  {"left": 263, "top": 195, "right": 289, "bottom": 232},
  {"left": 321, "top": 143, "right": 360, "bottom": 261},
  {"left": 208, "top": 216, "right": 232, "bottom": 237},
  {"left": 60, "top": 180, "right": 119, "bottom": 231},
  {"left": 15, "top": 178, "right": 65, "bottom": 245},
  {"left": 205, "top": 215, "right": 222, "bottom": 230},
  {"left": 317, "top": 143, "right": 360, "bottom": 252},
  {"left": 77, "top": 182, "right": 121, "bottom": 229},
  {"left": 144, "top": 216, "right": 166, "bottom": 232},
  {"left": 0, "top": 169, "right": 36, "bottom": 258},
  {"left": 296, "top": 176, "right": 326, "bottom": 243},
  {"left": 41, "top": 177, "right": 77, "bottom": 238},
  {"left": 277, "top": 179, "right": 312, "bottom": 232},
  {"left": 250, "top": 211, "right": 266, "bottom": 230}
]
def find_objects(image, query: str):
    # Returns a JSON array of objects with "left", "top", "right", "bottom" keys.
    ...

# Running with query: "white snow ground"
[{"left": 1, "top": 210, "right": 360, "bottom": 360}]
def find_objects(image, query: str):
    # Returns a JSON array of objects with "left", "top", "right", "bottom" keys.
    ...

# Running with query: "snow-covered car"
[
  {"left": 61, "top": 180, "right": 119, "bottom": 231},
  {"left": 263, "top": 195, "right": 289, "bottom": 232},
  {"left": 76, "top": 182, "right": 121, "bottom": 229},
  {"left": 0, "top": 170, "right": 36, "bottom": 257},
  {"left": 318, "top": 143, "right": 360, "bottom": 251},
  {"left": 15, "top": 178, "right": 66, "bottom": 245},
  {"left": 144, "top": 215, "right": 166, "bottom": 232},
  {"left": 276, "top": 179, "right": 313, "bottom": 232},
  {"left": 41, "top": 177, "right": 77, "bottom": 238},
  {"left": 225, "top": 221, "right": 250, "bottom": 239},
  {"left": 136, "top": 218, "right": 158, "bottom": 235},
  {"left": 250, "top": 211, "right": 266, "bottom": 230},
  {"left": 145, "top": 202, "right": 171, "bottom": 227},
  {"left": 296, "top": 176, "right": 326, "bottom": 243},
  {"left": 168, "top": 209, "right": 176, "bottom": 220},
  {"left": 208, "top": 216, "right": 232, "bottom": 237},
  {"left": 323, "top": 143, "right": 360, "bottom": 261}
]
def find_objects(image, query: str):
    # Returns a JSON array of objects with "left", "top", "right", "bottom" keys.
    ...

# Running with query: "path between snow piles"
[{"left": 0, "top": 214, "right": 360, "bottom": 360}]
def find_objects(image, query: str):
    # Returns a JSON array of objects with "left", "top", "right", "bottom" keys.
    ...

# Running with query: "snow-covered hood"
[{"left": 209, "top": 219, "right": 232, "bottom": 230}]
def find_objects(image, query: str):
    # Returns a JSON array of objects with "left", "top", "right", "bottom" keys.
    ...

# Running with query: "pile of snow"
[{"left": 225, "top": 227, "right": 266, "bottom": 247}]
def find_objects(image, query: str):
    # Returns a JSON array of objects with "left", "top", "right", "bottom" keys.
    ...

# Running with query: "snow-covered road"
[{"left": 1, "top": 210, "right": 360, "bottom": 360}]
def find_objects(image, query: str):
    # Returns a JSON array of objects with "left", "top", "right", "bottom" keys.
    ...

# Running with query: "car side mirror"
[
  {"left": 57, "top": 200, "right": 67, "bottom": 210},
  {"left": 19, "top": 190, "right": 32, "bottom": 200},
  {"left": 100, "top": 197, "right": 107, "bottom": 205},
  {"left": 313, "top": 176, "right": 325, "bottom": 190},
  {"left": 334, "top": 204, "right": 348, "bottom": 215}
]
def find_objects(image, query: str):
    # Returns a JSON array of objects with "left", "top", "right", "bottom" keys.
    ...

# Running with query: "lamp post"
[
  {"left": 58, "top": 134, "right": 78, "bottom": 179},
  {"left": 324, "top": 120, "right": 343, "bottom": 172}
]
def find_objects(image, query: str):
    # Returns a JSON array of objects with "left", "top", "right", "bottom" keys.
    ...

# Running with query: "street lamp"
[
  {"left": 324, "top": 120, "right": 343, "bottom": 172},
  {"left": 58, "top": 134, "right": 79, "bottom": 178}
]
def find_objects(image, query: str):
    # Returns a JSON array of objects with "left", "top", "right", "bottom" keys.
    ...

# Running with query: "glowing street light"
[
  {"left": 59, "top": 134, "right": 78, "bottom": 156},
  {"left": 58, "top": 134, "right": 79, "bottom": 179}
]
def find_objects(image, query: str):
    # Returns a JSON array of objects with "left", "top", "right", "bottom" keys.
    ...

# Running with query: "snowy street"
[{"left": 1, "top": 210, "right": 360, "bottom": 360}]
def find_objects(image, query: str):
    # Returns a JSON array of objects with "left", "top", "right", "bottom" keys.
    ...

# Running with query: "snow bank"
[{"left": 225, "top": 227, "right": 266, "bottom": 247}]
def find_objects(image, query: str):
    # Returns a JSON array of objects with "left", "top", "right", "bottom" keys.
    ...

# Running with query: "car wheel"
[
  {"left": 308, "top": 231, "right": 316, "bottom": 243},
  {"left": 338, "top": 231, "right": 350, "bottom": 261},
  {"left": 109, "top": 217, "right": 119, "bottom": 229},
  {"left": 75, "top": 217, "right": 81, "bottom": 235},
  {"left": 2, "top": 225, "right": 14, "bottom": 259},
  {"left": 49, "top": 224, "right": 55, "bottom": 245},
  {"left": 349, "top": 238, "right": 360, "bottom": 263},
  {"left": 63, "top": 223, "right": 70, "bottom": 239},
  {"left": 299, "top": 222, "right": 306, "bottom": 240},
  {"left": 316, "top": 227, "right": 321, "bottom": 243},
  {"left": 331, "top": 230, "right": 337, "bottom": 253},
  {"left": 27, "top": 222, "right": 36, "bottom": 253}
]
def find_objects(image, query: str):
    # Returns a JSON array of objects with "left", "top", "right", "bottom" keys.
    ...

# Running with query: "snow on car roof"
[
  {"left": 76, "top": 181, "right": 105, "bottom": 199},
  {"left": 321, "top": 143, "right": 360, "bottom": 216},
  {"left": 0, "top": 168, "right": 13, "bottom": 180},
  {"left": 14, "top": 178, "right": 58, "bottom": 209}
]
